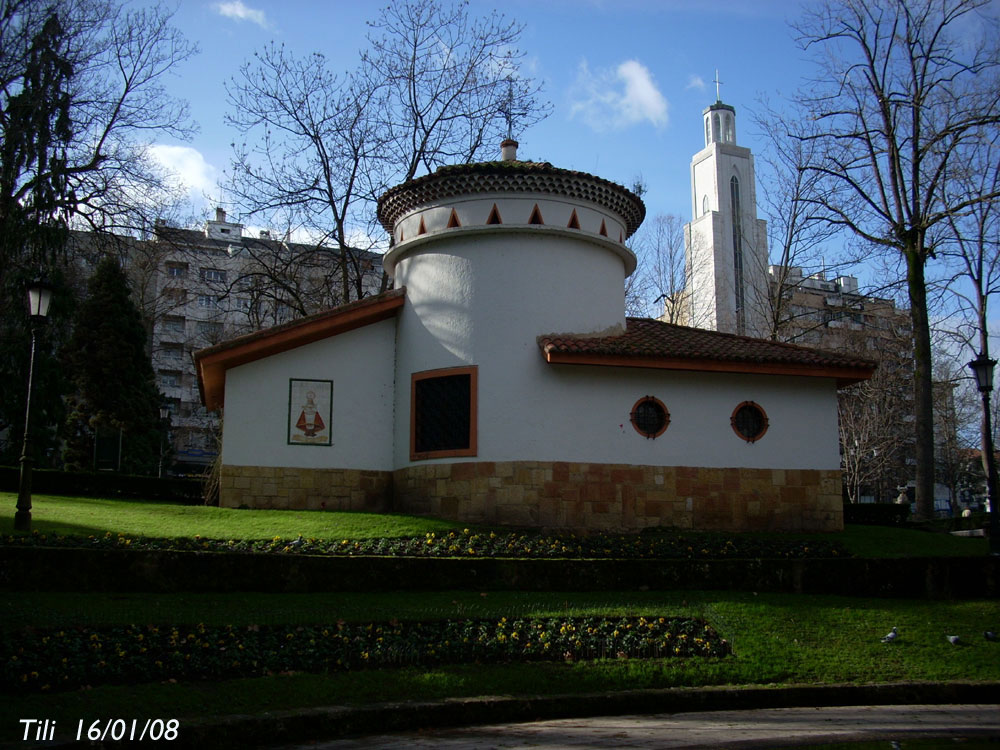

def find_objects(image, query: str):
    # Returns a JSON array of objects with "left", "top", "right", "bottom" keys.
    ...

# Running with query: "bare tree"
[
  {"left": 938, "top": 126, "right": 1000, "bottom": 509},
  {"left": 792, "top": 0, "right": 1000, "bottom": 519},
  {"left": 226, "top": 45, "right": 382, "bottom": 307},
  {"left": 627, "top": 214, "right": 688, "bottom": 320},
  {"left": 839, "top": 327, "right": 913, "bottom": 503},
  {"left": 361, "top": 0, "right": 548, "bottom": 184},
  {"left": 225, "top": 0, "right": 549, "bottom": 306}
]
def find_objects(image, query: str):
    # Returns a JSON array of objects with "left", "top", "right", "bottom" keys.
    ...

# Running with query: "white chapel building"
[{"left": 195, "top": 135, "right": 873, "bottom": 533}]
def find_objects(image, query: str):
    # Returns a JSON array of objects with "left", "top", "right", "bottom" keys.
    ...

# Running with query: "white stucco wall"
[
  {"left": 222, "top": 319, "right": 396, "bottom": 470},
  {"left": 517, "top": 366, "right": 842, "bottom": 470}
]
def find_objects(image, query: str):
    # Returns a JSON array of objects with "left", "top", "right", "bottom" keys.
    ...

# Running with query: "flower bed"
[
  {"left": 2, "top": 616, "right": 730, "bottom": 693},
  {"left": 1, "top": 529, "right": 848, "bottom": 559}
]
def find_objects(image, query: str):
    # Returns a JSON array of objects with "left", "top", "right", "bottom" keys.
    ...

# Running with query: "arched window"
[
  {"left": 702, "top": 195, "right": 709, "bottom": 216},
  {"left": 705, "top": 117, "right": 711, "bottom": 145},
  {"left": 724, "top": 114, "right": 734, "bottom": 143},
  {"left": 713, "top": 113, "right": 721, "bottom": 142},
  {"left": 730, "top": 175, "right": 746, "bottom": 335}
]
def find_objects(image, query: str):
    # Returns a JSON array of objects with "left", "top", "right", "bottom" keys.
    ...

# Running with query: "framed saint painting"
[{"left": 288, "top": 379, "right": 333, "bottom": 446}]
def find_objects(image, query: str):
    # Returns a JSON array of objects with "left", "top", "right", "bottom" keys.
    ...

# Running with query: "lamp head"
[
  {"left": 26, "top": 279, "right": 54, "bottom": 320},
  {"left": 968, "top": 353, "right": 997, "bottom": 393}
]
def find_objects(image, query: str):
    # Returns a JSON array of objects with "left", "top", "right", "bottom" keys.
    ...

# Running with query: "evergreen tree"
[{"left": 61, "top": 257, "right": 162, "bottom": 474}]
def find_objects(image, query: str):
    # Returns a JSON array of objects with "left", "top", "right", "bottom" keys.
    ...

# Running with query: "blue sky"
[{"left": 148, "top": 0, "right": 809, "bottom": 230}]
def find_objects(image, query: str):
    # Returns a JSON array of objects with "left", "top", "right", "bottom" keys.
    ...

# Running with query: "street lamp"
[
  {"left": 158, "top": 405, "right": 170, "bottom": 479},
  {"left": 14, "top": 280, "right": 54, "bottom": 532},
  {"left": 967, "top": 352, "right": 1000, "bottom": 555}
]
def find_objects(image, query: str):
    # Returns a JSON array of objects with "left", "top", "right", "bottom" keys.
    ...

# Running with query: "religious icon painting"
[{"left": 288, "top": 379, "right": 333, "bottom": 446}]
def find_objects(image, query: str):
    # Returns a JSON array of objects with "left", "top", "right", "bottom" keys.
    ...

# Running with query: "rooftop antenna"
[{"left": 714, "top": 70, "right": 723, "bottom": 102}]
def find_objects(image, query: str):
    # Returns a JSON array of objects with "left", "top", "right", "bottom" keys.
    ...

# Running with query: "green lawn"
[
  {"left": 1, "top": 590, "right": 997, "bottom": 741},
  {"left": 0, "top": 493, "right": 462, "bottom": 540},
  {"left": 0, "top": 493, "right": 995, "bottom": 742},
  {"left": 0, "top": 492, "right": 989, "bottom": 557}
]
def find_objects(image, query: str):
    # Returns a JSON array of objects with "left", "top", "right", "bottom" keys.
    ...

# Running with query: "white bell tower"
[{"left": 683, "top": 81, "right": 768, "bottom": 337}]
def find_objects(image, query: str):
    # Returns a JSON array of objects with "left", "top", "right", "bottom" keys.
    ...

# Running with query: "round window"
[
  {"left": 731, "top": 401, "right": 768, "bottom": 443},
  {"left": 630, "top": 396, "right": 670, "bottom": 439}
]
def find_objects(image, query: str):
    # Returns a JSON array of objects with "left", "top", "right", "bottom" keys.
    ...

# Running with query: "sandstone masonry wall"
[{"left": 220, "top": 461, "right": 842, "bottom": 532}]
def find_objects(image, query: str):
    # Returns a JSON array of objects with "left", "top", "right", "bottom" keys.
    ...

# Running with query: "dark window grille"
[
  {"left": 414, "top": 374, "right": 471, "bottom": 453},
  {"left": 731, "top": 401, "right": 768, "bottom": 442},
  {"left": 630, "top": 397, "right": 669, "bottom": 439}
]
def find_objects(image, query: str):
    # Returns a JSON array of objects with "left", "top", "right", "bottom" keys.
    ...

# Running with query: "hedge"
[{"left": 0, "top": 467, "right": 206, "bottom": 504}]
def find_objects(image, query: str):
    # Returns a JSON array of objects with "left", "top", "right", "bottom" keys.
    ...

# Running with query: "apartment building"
[{"left": 143, "top": 209, "right": 381, "bottom": 474}]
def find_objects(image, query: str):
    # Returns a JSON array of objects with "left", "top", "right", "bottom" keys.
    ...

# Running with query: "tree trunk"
[{"left": 906, "top": 249, "right": 935, "bottom": 521}]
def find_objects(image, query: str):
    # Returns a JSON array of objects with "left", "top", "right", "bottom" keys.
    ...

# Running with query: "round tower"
[{"left": 377, "top": 142, "right": 645, "bottom": 468}]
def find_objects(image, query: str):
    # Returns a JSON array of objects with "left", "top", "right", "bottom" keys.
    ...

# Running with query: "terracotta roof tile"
[
  {"left": 539, "top": 318, "right": 876, "bottom": 385},
  {"left": 377, "top": 160, "right": 645, "bottom": 238}
]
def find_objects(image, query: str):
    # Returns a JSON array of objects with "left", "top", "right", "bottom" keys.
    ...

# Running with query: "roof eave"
[
  {"left": 540, "top": 349, "right": 875, "bottom": 388},
  {"left": 195, "top": 289, "right": 406, "bottom": 411}
]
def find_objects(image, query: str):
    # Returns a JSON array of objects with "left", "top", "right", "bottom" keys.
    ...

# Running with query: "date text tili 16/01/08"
[{"left": 19, "top": 718, "right": 181, "bottom": 743}]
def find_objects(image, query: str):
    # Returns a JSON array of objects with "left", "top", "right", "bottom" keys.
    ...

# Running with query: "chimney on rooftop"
[
  {"left": 500, "top": 138, "right": 518, "bottom": 162},
  {"left": 215, "top": 207, "right": 226, "bottom": 223}
]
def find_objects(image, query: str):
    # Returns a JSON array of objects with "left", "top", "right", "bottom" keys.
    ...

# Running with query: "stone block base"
[
  {"left": 393, "top": 461, "right": 843, "bottom": 532},
  {"left": 219, "top": 461, "right": 843, "bottom": 532},
  {"left": 219, "top": 465, "right": 392, "bottom": 511}
]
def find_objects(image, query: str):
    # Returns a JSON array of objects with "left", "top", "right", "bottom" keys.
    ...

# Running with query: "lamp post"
[
  {"left": 967, "top": 352, "right": 1000, "bottom": 555},
  {"left": 158, "top": 405, "right": 170, "bottom": 479},
  {"left": 14, "top": 280, "right": 54, "bottom": 532}
]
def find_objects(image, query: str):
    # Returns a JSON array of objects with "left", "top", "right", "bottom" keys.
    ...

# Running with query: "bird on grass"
[
  {"left": 985, "top": 631, "right": 997, "bottom": 642},
  {"left": 881, "top": 627, "right": 899, "bottom": 643},
  {"left": 946, "top": 635, "right": 962, "bottom": 645}
]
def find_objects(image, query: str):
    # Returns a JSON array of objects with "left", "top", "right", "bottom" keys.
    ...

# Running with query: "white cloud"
[
  {"left": 148, "top": 144, "right": 220, "bottom": 207},
  {"left": 686, "top": 74, "right": 706, "bottom": 91},
  {"left": 213, "top": 1, "right": 269, "bottom": 29},
  {"left": 570, "top": 59, "right": 668, "bottom": 131}
]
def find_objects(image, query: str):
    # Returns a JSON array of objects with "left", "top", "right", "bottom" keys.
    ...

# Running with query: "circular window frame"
[
  {"left": 731, "top": 401, "right": 769, "bottom": 443},
  {"left": 630, "top": 396, "right": 670, "bottom": 439}
]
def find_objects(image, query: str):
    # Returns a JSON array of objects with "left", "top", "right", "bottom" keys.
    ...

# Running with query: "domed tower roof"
[
  {"left": 377, "top": 143, "right": 646, "bottom": 279},
  {"left": 377, "top": 159, "right": 646, "bottom": 238}
]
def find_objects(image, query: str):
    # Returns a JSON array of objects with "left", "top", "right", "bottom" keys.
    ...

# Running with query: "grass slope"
[
  {"left": 0, "top": 492, "right": 988, "bottom": 557},
  {"left": 1, "top": 590, "right": 997, "bottom": 741},
  {"left": 0, "top": 493, "right": 461, "bottom": 540}
]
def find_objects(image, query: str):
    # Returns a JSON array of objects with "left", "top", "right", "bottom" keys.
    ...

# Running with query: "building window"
[
  {"left": 162, "top": 315, "right": 185, "bottom": 334},
  {"left": 166, "top": 262, "right": 187, "bottom": 278},
  {"left": 200, "top": 268, "right": 226, "bottom": 283},
  {"left": 197, "top": 321, "right": 224, "bottom": 341},
  {"left": 410, "top": 366, "right": 477, "bottom": 460},
  {"left": 197, "top": 294, "right": 220, "bottom": 309},
  {"left": 159, "top": 370, "right": 182, "bottom": 387},
  {"left": 161, "top": 343, "right": 184, "bottom": 359},
  {"left": 630, "top": 396, "right": 670, "bottom": 439},
  {"left": 163, "top": 288, "right": 187, "bottom": 305},
  {"left": 731, "top": 401, "right": 768, "bottom": 443}
]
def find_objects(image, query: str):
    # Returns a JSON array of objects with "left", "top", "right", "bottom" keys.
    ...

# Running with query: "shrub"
[
  {"left": 843, "top": 503, "right": 910, "bottom": 526},
  {"left": 2, "top": 617, "right": 730, "bottom": 692}
]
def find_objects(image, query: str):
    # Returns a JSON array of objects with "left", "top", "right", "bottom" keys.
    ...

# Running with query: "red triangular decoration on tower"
[
  {"left": 619, "top": 230, "right": 624, "bottom": 243},
  {"left": 418, "top": 216, "right": 427, "bottom": 236},
  {"left": 567, "top": 209, "right": 581, "bottom": 230},
  {"left": 528, "top": 204, "right": 544, "bottom": 225},
  {"left": 599, "top": 219, "right": 608, "bottom": 237},
  {"left": 486, "top": 204, "right": 502, "bottom": 225},
  {"left": 447, "top": 209, "right": 461, "bottom": 228},
  {"left": 398, "top": 229, "right": 404, "bottom": 242}
]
